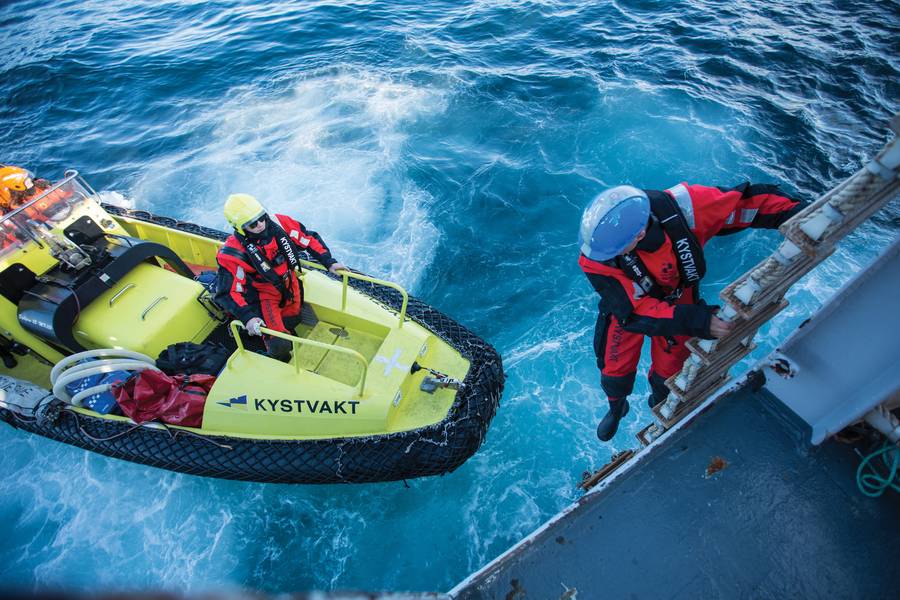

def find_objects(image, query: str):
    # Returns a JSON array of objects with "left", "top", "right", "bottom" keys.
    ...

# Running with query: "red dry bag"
[{"left": 114, "top": 370, "right": 215, "bottom": 427}]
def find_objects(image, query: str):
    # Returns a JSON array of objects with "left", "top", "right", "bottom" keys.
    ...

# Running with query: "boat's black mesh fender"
[{"left": 0, "top": 206, "right": 504, "bottom": 484}]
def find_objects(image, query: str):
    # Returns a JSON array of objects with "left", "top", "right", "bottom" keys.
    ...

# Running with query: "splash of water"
[{"left": 126, "top": 69, "right": 445, "bottom": 290}]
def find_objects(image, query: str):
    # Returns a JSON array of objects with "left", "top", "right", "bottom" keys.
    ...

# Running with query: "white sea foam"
[
  {"left": 95, "top": 190, "right": 133, "bottom": 208},
  {"left": 127, "top": 69, "right": 446, "bottom": 291},
  {"left": 503, "top": 329, "right": 585, "bottom": 370}
]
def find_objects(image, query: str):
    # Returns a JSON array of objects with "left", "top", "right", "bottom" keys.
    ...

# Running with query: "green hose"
[{"left": 856, "top": 441, "right": 900, "bottom": 498}]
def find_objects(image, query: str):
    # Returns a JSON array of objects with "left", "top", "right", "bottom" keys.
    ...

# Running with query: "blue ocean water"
[{"left": 1, "top": 0, "right": 898, "bottom": 593}]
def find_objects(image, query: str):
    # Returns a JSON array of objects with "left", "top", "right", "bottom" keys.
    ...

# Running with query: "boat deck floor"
[
  {"left": 294, "top": 320, "right": 382, "bottom": 386},
  {"left": 205, "top": 311, "right": 384, "bottom": 388},
  {"left": 452, "top": 382, "right": 900, "bottom": 599}
]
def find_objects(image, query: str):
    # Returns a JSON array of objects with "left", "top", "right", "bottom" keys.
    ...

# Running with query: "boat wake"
[{"left": 125, "top": 68, "right": 446, "bottom": 291}]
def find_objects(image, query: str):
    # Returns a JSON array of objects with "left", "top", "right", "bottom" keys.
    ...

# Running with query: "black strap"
[
  {"left": 647, "top": 190, "right": 706, "bottom": 286},
  {"left": 616, "top": 252, "right": 669, "bottom": 299},
  {"left": 233, "top": 217, "right": 303, "bottom": 300},
  {"left": 608, "top": 190, "right": 706, "bottom": 302}
]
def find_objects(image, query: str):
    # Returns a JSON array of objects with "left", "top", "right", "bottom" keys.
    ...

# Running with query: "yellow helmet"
[
  {"left": 0, "top": 166, "right": 35, "bottom": 209},
  {"left": 224, "top": 193, "right": 267, "bottom": 235}
]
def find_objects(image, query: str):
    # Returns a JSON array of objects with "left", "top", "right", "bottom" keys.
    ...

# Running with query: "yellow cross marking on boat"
[{"left": 375, "top": 349, "right": 408, "bottom": 377}]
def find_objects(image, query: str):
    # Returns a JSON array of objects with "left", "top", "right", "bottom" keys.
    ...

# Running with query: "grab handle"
[
  {"left": 297, "top": 260, "right": 409, "bottom": 328},
  {"left": 109, "top": 283, "right": 135, "bottom": 307},
  {"left": 141, "top": 296, "right": 167, "bottom": 320}
]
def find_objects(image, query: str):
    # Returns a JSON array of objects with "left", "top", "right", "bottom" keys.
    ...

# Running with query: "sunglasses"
[{"left": 244, "top": 216, "right": 266, "bottom": 229}]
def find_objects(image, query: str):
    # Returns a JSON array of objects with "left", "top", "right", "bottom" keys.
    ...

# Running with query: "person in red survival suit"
[
  {"left": 0, "top": 166, "right": 33, "bottom": 248},
  {"left": 579, "top": 182, "right": 806, "bottom": 441},
  {"left": 216, "top": 193, "right": 347, "bottom": 361},
  {"left": 0, "top": 165, "right": 69, "bottom": 222},
  {"left": 0, "top": 165, "right": 49, "bottom": 214},
  {"left": 21, "top": 178, "right": 66, "bottom": 222},
  {"left": 0, "top": 166, "right": 61, "bottom": 248}
]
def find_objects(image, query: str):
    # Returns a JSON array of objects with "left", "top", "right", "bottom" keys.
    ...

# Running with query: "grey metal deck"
[{"left": 451, "top": 382, "right": 900, "bottom": 599}]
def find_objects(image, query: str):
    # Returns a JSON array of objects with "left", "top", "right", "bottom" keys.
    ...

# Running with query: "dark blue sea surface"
[{"left": 2, "top": 0, "right": 898, "bottom": 593}]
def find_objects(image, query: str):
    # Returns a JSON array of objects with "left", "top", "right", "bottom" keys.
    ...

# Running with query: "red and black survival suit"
[
  {"left": 0, "top": 180, "right": 71, "bottom": 249},
  {"left": 215, "top": 214, "right": 337, "bottom": 333},
  {"left": 579, "top": 182, "right": 804, "bottom": 404}
]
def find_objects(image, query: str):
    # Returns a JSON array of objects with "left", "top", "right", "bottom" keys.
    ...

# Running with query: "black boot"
[
  {"left": 265, "top": 337, "right": 293, "bottom": 363},
  {"left": 648, "top": 373, "right": 670, "bottom": 409},
  {"left": 596, "top": 397, "right": 630, "bottom": 442},
  {"left": 648, "top": 389, "right": 667, "bottom": 409}
]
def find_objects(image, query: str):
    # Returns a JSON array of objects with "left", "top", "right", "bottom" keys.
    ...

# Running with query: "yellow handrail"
[
  {"left": 298, "top": 260, "right": 409, "bottom": 328},
  {"left": 229, "top": 320, "right": 368, "bottom": 397}
]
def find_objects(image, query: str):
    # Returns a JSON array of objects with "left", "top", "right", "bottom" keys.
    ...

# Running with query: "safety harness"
[
  {"left": 228, "top": 217, "right": 304, "bottom": 305},
  {"left": 610, "top": 187, "right": 706, "bottom": 302}
]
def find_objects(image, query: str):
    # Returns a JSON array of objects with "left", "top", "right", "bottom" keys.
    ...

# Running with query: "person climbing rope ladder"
[{"left": 579, "top": 182, "right": 807, "bottom": 441}]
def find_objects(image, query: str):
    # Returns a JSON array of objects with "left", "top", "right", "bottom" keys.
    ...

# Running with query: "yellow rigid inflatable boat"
[{"left": 0, "top": 171, "right": 504, "bottom": 483}]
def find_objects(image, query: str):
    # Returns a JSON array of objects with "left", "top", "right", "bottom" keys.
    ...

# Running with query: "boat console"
[{"left": 0, "top": 172, "right": 222, "bottom": 357}]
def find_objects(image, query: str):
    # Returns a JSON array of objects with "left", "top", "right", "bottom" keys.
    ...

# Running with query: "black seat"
[{"left": 16, "top": 237, "right": 195, "bottom": 353}]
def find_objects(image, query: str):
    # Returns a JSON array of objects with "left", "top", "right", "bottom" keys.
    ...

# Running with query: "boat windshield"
[{"left": 0, "top": 172, "right": 96, "bottom": 261}]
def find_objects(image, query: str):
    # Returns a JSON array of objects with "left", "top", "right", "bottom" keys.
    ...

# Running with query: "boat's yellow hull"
[{"left": 0, "top": 177, "right": 503, "bottom": 482}]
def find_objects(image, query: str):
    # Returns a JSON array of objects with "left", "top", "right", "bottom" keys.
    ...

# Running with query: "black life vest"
[
  {"left": 610, "top": 189, "right": 706, "bottom": 302},
  {"left": 233, "top": 217, "right": 304, "bottom": 303}
]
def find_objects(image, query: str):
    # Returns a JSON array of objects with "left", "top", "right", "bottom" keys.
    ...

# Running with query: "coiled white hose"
[{"left": 50, "top": 349, "right": 159, "bottom": 406}]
